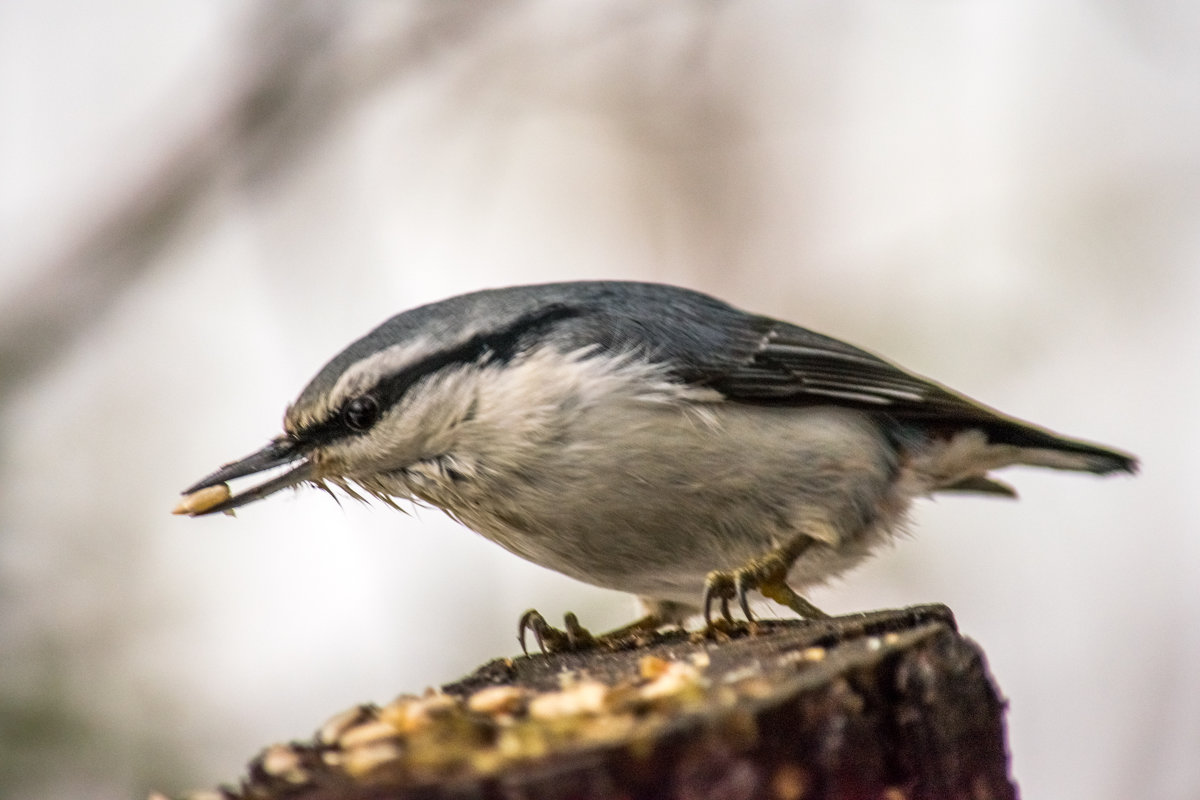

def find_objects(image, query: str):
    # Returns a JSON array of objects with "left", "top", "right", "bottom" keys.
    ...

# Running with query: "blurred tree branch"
[{"left": 0, "top": 0, "right": 510, "bottom": 403}]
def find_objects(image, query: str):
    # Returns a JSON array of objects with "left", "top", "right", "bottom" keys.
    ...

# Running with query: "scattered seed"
[
  {"left": 639, "top": 662, "right": 702, "bottom": 702},
  {"left": 467, "top": 685, "right": 528, "bottom": 716},
  {"left": 341, "top": 741, "right": 403, "bottom": 777},
  {"left": 260, "top": 743, "right": 307, "bottom": 784},
  {"left": 380, "top": 692, "right": 458, "bottom": 733},
  {"left": 639, "top": 655, "right": 671, "bottom": 680},
  {"left": 528, "top": 680, "right": 609, "bottom": 720},
  {"left": 317, "top": 705, "right": 374, "bottom": 746},
  {"left": 802, "top": 646, "right": 826, "bottom": 662},
  {"left": 339, "top": 719, "right": 401, "bottom": 750}
]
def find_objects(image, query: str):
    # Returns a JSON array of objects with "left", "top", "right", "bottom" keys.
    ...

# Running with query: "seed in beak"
[{"left": 172, "top": 483, "right": 232, "bottom": 516}]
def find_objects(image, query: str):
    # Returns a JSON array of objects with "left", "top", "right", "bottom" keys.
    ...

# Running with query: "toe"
[
  {"left": 735, "top": 570, "right": 756, "bottom": 622},
  {"left": 562, "top": 612, "right": 597, "bottom": 649},
  {"left": 702, "top": 571, "right": 736, "bottom": 627},
  {"left": 517, "top": 609, "right": 573, "bottom": 654}
]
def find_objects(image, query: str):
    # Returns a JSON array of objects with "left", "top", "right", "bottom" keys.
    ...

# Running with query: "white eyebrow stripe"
[
  {"left": 286, "top": 337, "right": 443, "bottom": 431},
  {"left": 327, "top": 337, "right": 440, "bottom": 410}
]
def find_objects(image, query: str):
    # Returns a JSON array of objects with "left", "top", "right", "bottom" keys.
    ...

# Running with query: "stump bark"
[{"left": 166, "top": 604, "right": 1018, "bottom": 800}]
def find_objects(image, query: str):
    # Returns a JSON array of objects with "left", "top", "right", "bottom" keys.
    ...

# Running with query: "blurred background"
[{"left": 1, "top": 2, "right": 1197, "bottom": 798}]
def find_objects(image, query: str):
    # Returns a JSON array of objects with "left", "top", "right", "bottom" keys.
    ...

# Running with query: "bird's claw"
[
  {"left": 702, "top": 550, "right": 828, "bottom": 633},
  {"left": 518, "top": 609, "right": 597, "bottom": 655},
  {"left": 702, "top": 572, "right": 736, "bottom": 627}
]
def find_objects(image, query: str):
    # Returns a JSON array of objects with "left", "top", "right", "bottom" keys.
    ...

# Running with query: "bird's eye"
[{"left": 343, "top": 395, "right": 380, "bottom": 431}]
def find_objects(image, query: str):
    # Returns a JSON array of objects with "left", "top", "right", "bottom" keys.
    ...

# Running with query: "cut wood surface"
[{"left": 164, "top": 604, "right": 1018, "bottom": 800}]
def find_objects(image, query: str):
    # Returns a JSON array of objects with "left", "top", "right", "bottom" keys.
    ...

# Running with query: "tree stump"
[{"left": 162, "top": 604, "right": 1018, "bottom": 800}]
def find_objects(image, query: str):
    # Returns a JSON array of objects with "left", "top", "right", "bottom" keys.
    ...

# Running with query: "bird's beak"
[{"left": 174, "top": 437, "right": 314, "bottom": 516}]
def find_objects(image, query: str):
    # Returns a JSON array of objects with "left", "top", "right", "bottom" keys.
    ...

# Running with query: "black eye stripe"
[
  {"left": 368, "top": 303, "right": 581, "bottom": 413},
  {"left": 297, "top": 304, "right": 581, "bottom": 446}
]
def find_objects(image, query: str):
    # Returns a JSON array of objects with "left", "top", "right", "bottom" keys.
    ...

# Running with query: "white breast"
[{"left": 394, "top": 348, "right": 908, "bottom": 607}]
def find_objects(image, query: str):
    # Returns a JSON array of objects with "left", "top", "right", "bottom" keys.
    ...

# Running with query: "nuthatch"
[{"left": 177, "top": 281, "right": 1137, "bottom": 650}]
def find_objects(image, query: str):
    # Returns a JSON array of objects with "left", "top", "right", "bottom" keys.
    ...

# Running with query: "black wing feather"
[
  {"left": 708, "top": 322, "right": 981, "bottom": 417},
  {"left": 700, "top": 319, "right": 1136, "bottom": 473}
]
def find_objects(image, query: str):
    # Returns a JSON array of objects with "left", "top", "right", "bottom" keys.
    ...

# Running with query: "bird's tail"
[
  {"left": 913, "top": 421, "right": 1136, "bottom": 500},
  {"left": 978, "top": 419, "right": 1138, "bottom": 476}
]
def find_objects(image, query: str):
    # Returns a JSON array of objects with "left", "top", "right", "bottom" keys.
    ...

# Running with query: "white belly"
[{"left": 424, "top": 400, "right": 907, "bottom": 609}]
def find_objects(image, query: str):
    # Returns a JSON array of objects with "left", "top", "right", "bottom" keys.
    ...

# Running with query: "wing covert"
[{"left": 704, "top": 321, "right": 998, "bottom": 425}]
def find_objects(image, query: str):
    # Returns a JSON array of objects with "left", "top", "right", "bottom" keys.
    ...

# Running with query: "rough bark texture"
[{"left": 170, "top": 604, "right": 1018, "bottom": 800}]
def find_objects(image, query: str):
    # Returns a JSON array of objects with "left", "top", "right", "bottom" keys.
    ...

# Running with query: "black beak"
[{"left": 176, "top": 437, "right": 314, "bottom": 516}]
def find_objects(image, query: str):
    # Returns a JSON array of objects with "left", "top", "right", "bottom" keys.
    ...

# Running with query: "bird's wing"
[
  {"left": 691, "top": 318, "right": 1135, "bottom": 474},
  {"left": 558, "top": 286, "right": 1133, "bottom": 474},
  {"left": 699, "top": 320, "right": 996, "bottom": 424}
]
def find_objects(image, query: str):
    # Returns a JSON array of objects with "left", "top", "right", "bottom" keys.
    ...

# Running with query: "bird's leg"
[
  {"left": 702, "top": 534, "right": 830, "bottom": 629},
  {"left": 758, "top": 580, "right": 830, "bottom": 620},
  {"left": 518, "top": 609, "right": 668, "bottom": 655}
]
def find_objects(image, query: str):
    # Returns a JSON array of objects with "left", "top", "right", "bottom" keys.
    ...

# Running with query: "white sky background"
[{"left": 1, "top": 2, "right": 1198, "bottom": 798}]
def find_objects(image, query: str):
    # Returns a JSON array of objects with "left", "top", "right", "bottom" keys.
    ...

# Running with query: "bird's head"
[{"left": 175, "top": 289, "right": 587, "bottom": 516}]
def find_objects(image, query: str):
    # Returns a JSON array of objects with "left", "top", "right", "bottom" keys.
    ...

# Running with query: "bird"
[{"left": 176, "top": 281, "right": 1137, "bottom": 651}]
